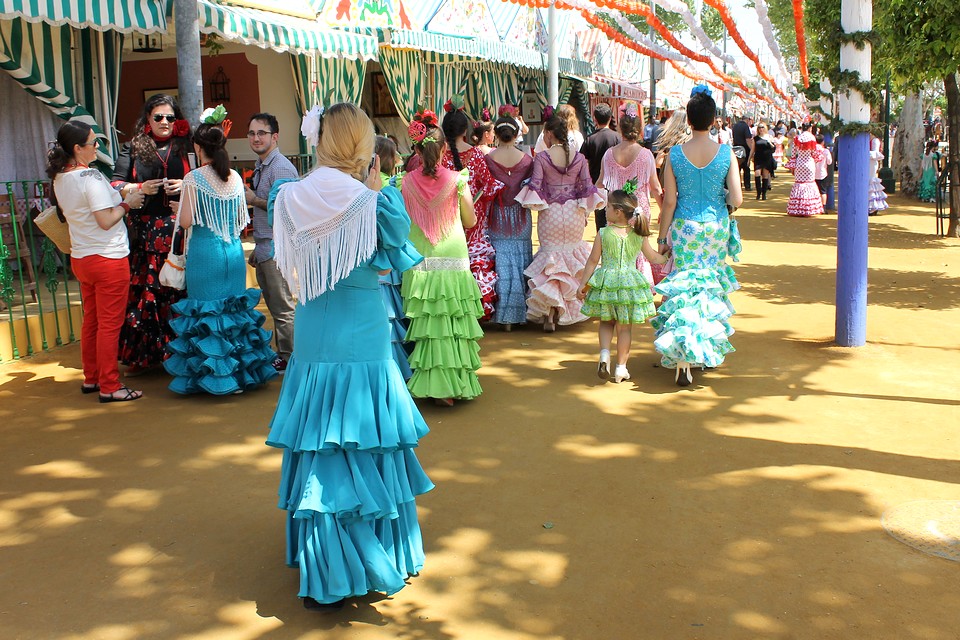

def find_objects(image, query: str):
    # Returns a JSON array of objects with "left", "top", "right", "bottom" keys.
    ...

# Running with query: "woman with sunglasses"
[{"left": 111, "top": 94, "right": 193, "bottom": 376}]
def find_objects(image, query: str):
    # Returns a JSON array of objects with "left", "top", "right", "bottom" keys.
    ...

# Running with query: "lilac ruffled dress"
[{"left": 515, "top": 152, "right": 604, "bottom": 325}]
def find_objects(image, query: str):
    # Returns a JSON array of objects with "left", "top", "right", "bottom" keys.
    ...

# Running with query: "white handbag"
[{"left": 159, "top": 211, "right": 188, "bottom": 290}]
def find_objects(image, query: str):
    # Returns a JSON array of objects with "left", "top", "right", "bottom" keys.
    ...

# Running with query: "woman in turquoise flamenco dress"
[
  {"left": 163, "top": 109, "right": 278, "bottom": 395},
  {"left": 652, "top": 86, "right": 743, "bottom": 387},
  {"left": 399, "top": 110, "right": 483, "bottom": 407},
  {"left": 918, "top": 140, "right": 940, "bottom": 203},
  {"left": 265, "top": 103, "right": 433, "bottom": 609}
]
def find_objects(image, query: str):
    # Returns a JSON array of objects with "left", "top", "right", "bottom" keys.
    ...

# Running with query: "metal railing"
[{"left": 1, "top": 180, "right": 79, "bottom": 362}]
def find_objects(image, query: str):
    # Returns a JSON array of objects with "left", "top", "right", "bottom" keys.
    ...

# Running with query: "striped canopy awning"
[
  {"left": 597, "top": 75, "right": 647, "bottom": 102},
  {"left": 198, "top": 0, "right": 378, "bottom": 58},
  {"left": 365, "top": 27, "right": 594, "bottom": 76},
  {"left": 0, "top": 0, "right": 170, "bottom": 33}
]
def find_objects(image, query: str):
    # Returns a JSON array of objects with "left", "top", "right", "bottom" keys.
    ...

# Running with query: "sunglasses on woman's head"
[{"left": 152, "top": 114, "right": 177, "bottom": 123}]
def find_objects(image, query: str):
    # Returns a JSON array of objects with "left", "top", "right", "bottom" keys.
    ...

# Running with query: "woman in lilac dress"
[
  {"left": 516, "top": 111, "right": 604, "bottom": 331},
  {"left": 485, "top": 113, "right": 534, "bottom": 330}
]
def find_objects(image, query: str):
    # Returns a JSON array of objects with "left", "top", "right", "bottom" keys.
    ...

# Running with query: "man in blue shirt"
[{"left": 244, "top": 113, "right": 299, "bottom": 373}]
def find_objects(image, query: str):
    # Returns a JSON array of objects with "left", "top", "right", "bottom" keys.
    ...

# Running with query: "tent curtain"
[
  {"left": 0, "top": 18, "right": 109, "bottom": 159},
  {"left": 378, "top": 47, "right": 426, "bottom": 124},
  {"left": 434, "top": 63, "right": 469, "bottom": 116},
  {"left": 291, "top": 53, "right": 367, "bottom": 154},
  {"left": 560, "top": 77, "right": 593, "bottom": 136}
]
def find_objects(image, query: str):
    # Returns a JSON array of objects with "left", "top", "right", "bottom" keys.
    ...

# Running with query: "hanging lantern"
[
  {"left": 132, "top": 32, "right": 163, "bottom": 53},
  {"left": 209, "top": 66, "right": 231, "bottom": 102}
]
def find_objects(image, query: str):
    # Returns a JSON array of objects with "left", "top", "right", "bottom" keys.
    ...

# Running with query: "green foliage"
[{"left": 875, "top": 0, "right": 960, "bottom": 89}]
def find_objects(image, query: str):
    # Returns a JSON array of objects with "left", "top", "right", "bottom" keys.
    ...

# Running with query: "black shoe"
[
  {"left": 272, "top": 357, "right": 288, "bottom": 374},
  {"left": 303, "top": 597, "right": 345, "bottom": 611}
]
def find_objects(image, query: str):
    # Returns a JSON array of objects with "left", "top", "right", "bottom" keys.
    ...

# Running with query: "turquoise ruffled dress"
[
  {"left": 265, "top": 184, "right": 433, "bottom": 605},
  {"left": 581, "top": 227, "right": 657, "bottom": 324},
  {"left": 651, "top": 146, "right": 740, "bottom": 369},
  {"left": 378, "top": 179, "right": 414, "bottom": 379},
  {"left": 164, "top": 167, "right": 278, "bottom": 395}
]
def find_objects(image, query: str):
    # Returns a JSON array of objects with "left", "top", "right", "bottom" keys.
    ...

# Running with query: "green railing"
[{"left": 1, "top": 180, "right": 79, "bottom": 362}]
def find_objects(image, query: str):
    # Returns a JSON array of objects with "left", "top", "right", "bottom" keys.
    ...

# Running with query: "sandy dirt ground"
[{"left": 1, "top": 182, "right": 958, "bottom": 640}]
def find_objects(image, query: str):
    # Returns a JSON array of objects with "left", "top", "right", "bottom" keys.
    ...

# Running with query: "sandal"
[
  {"left": 433, "top": 397, "right": 455, "bottom": 407},
  {"left": 99, "top": 386, "right": 143, "bottom": 403},
  {"left": 80, "top": 383, "right": 100, "bottom": 394}
]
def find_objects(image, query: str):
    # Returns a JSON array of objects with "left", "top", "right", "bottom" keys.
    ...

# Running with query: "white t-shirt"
[
  {"left": 534, "top": 129, "right": 584, "bottom": 154},
  {"left": 53, "top": 168, "right": 128, "bottom": 259}
]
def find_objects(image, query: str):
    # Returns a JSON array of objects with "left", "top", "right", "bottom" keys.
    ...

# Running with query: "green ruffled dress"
[
  {"left": 581, "top": 227, "right": 657, "bottom": 324},
  {"left": 400, "top": 169, "right": 484, "bottom": 400}
]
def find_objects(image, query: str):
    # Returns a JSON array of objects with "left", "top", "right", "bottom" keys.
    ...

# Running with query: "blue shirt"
[{"left": 251, "top": 148, "right": 299, "bottom": 263}]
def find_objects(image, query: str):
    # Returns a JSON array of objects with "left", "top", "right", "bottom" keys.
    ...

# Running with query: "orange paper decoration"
[{"left": 792, "top": 0, "right": 810, "bottom": 88}]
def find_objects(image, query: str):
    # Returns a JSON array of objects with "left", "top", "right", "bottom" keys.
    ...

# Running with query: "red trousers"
[{"left": 71, "top": 254, "right": 130, "bottom": 394}]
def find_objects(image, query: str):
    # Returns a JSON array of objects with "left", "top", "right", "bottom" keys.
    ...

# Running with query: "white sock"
[{"left": 600, "top": 349, "right": 610, "bottom": 360}]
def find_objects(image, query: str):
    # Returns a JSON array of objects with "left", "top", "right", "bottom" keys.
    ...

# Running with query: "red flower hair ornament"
[
  {"left": 498, "top": 104, "right": 518, "bottom": 118},
  {"left": 408, "top": 110, "right": 440, "bottom": 145},
  {"left": 443, "top": 95, "right": 465, "bottom": 113},
  {"left": 543, "top": 105, "right": 555, "bottom": 120}
]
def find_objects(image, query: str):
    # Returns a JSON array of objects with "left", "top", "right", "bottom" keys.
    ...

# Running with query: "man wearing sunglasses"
[{"left": 244, "top": 113, "right": 299, "bottom": 373}]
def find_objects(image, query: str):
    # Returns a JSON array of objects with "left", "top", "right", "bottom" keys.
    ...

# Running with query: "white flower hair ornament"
[
  {"left": 300, "top": 104, "right": 325, "bottom": 149},
  {"left": 199, "top": 105, "right": 231, "bottom": 136}
]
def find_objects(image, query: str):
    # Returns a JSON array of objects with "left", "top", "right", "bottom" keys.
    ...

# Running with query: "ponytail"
[
  {"left": 416, "top": 127, "right": 445, "bottom": 178},
  {"left": 441, "top": 109, "right": 469, "bottom": 171}
]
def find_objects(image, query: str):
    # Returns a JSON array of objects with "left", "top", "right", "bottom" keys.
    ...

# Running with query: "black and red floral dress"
[{"left": 111, "top": 136, "right": 190, "bottom": 369}]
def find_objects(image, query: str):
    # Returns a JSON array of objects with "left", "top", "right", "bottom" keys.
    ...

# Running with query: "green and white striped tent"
[{"left": 0, "top": 0, "right": 169, "bottom": 164}]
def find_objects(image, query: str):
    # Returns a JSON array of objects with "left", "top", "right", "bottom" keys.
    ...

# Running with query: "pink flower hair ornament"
[
  {"left": 619, "top": 101, "right": 639, "bottom": 119},
  {"left": 408, "top": 121, "right": 428, "bottom": 144},
  {"left": 481, "top": 106, "right": 492, "bottom": 122},
  {"left": 543, "top": 105, "right": 555, "bottom": 120},
  {"left": 498, "top": 104, "right": 518, "bottom": 118}
]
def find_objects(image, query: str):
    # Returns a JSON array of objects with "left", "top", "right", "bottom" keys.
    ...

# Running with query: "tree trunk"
[
  {"left": 894, "top": 92, "right": 923, "bottom": 195},
  {"left": 946, "top": 72, "right": 960, "bottom": 237}
]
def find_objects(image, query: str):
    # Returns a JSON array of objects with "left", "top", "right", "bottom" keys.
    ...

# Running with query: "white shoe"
[
  {"left": 614, "top": 365, "right": 631, "bottom": 383},
  {"left": 675, "top": 362, "right": 693, "bottom": 387},
  {"left": 597, "top": 353, "right": 611, "bottom": 380}
]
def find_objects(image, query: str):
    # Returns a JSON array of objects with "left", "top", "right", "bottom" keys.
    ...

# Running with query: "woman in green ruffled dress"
[{"left": 399, "top": 110, "right": 483, "bottom": 407}]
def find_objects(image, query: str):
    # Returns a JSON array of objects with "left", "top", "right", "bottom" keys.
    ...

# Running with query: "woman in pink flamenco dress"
[
  {"left": 441, "top": 97, "right": 505, "bottom": 321},
  {"left": 516, "top": 110, "right": 605, "bottom": 331},
  {"left": 596, "top": 101, "right": 663, "bottom": 285},
  {"left": 786, "top": 130, "right": 824, "bottom": 217}
]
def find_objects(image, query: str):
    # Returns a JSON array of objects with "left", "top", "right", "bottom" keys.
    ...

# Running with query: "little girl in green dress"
[{"left": 577, "top": 184, "right": 669, "bottom": 383}]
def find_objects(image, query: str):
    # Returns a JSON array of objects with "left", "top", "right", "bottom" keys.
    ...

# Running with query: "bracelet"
[
  {"left": 119, "top": 202, "right": 131, "bottom": 214},
  {"left": 657, "top": 238, "right": 668, "bottom": 245}
]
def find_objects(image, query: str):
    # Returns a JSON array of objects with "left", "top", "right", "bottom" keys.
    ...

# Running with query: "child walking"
[{"left": 577, "top": 186, "right": 669, "bottom": 383}]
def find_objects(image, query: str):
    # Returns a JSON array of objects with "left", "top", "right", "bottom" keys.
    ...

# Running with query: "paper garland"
[{"left": 792, "top": 0, "right": 810, "bottom": 88}]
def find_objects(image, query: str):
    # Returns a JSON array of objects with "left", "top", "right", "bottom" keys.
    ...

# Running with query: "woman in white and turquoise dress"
[
  {"left": 163, "top": 109, "right": 278, "bottom": 394},
  {"left": 652, "top": 86, "right": 743, "bottom": 387},
  {"left": 265, "top": 104, "right": 432, "bottom": 610}
]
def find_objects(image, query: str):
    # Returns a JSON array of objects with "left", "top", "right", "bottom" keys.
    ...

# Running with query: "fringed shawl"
[
  {"left": 401, "top": 166, "right": 465, "bottom": 246},
  {"left": 180, "top": 167, "right": 249, "bottom": 243},
  {"left": 272, "top": 166, "right": 378, "bottom": 303}
]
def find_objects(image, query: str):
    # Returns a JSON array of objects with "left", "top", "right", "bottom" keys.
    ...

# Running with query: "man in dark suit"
[
  {"left": 731, "top": 114, "right": 755, "bottom": 189},
  {"left": 580, "top": 103, "right": 621, "bottom": 230}
]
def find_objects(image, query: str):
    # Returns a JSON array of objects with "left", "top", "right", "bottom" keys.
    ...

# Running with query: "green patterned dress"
[{"left": 581, "top": 227, "right": 656, "bottom": 324}]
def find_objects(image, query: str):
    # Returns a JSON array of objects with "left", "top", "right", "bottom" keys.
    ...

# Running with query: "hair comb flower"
[
  {"left": 200, "top": 105, "right": 228, "bottom": 125},
  {"left": 619, "top": 101, "right": 639, "bottom": 118},
  {"left": 691, "top": 84, "right": 713, "bottom": 98},
  {"left": 622, "top": 178, "right": 639, "bottom": 196},
  {"left": 543, "top": 105, "right": 555, "bottom": 120},
  {"left": 481, "top": 106, "right": 492, "bottom": 122},
  {"left": 300, "top": 104, "right": 325, "bottom": 149},
  {"left": 498, "top": 104, "right": 518, "bottom": 118}
]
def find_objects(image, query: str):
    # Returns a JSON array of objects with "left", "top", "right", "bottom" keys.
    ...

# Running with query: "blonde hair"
[
  {"left": 313, "top": 103, "right": 375, "bottom": 181},
  {"left": 557, "top": 104, "right": 580, "bottom": 133},
  {"left": 656, "top": 109, "right": 690, "bottom": 155}
]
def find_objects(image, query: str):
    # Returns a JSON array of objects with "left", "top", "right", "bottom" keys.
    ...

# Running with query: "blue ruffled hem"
[
  {"left": 164, "top": 288, "right": 278, "bottom": 395},
  {"left": 651, "top": 267, "right": 737, "bottom": 368},
  {"left": 267, "top": 356, "right": 433, "bottom": 603},
  {"left": 266, "top": 358, "right": 430, "bottom": 453},
  {"left": 380, "top": 269, "right": 414, "bottom": 380}
]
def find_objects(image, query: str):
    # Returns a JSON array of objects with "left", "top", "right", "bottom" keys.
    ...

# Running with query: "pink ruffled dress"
[
  {"left": 515, "top": 152, "right": 605, "bottom": 325},
  {"left": 443, "top": 147, "right": 505, "bottom": 321},
  {"left": 786, "top": 132, "right": 824, "bottom": 217},
  {"left": 600, "top": 146, "right": 659, "bottom": 284}
]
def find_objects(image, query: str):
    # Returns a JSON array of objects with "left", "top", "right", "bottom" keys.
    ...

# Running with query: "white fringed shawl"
[
  {"left": 272, "top": 166, "right": 378, "bottom": 302},
  {"left": 179, "top": 167, "right": 249, "bottom": 243}
]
